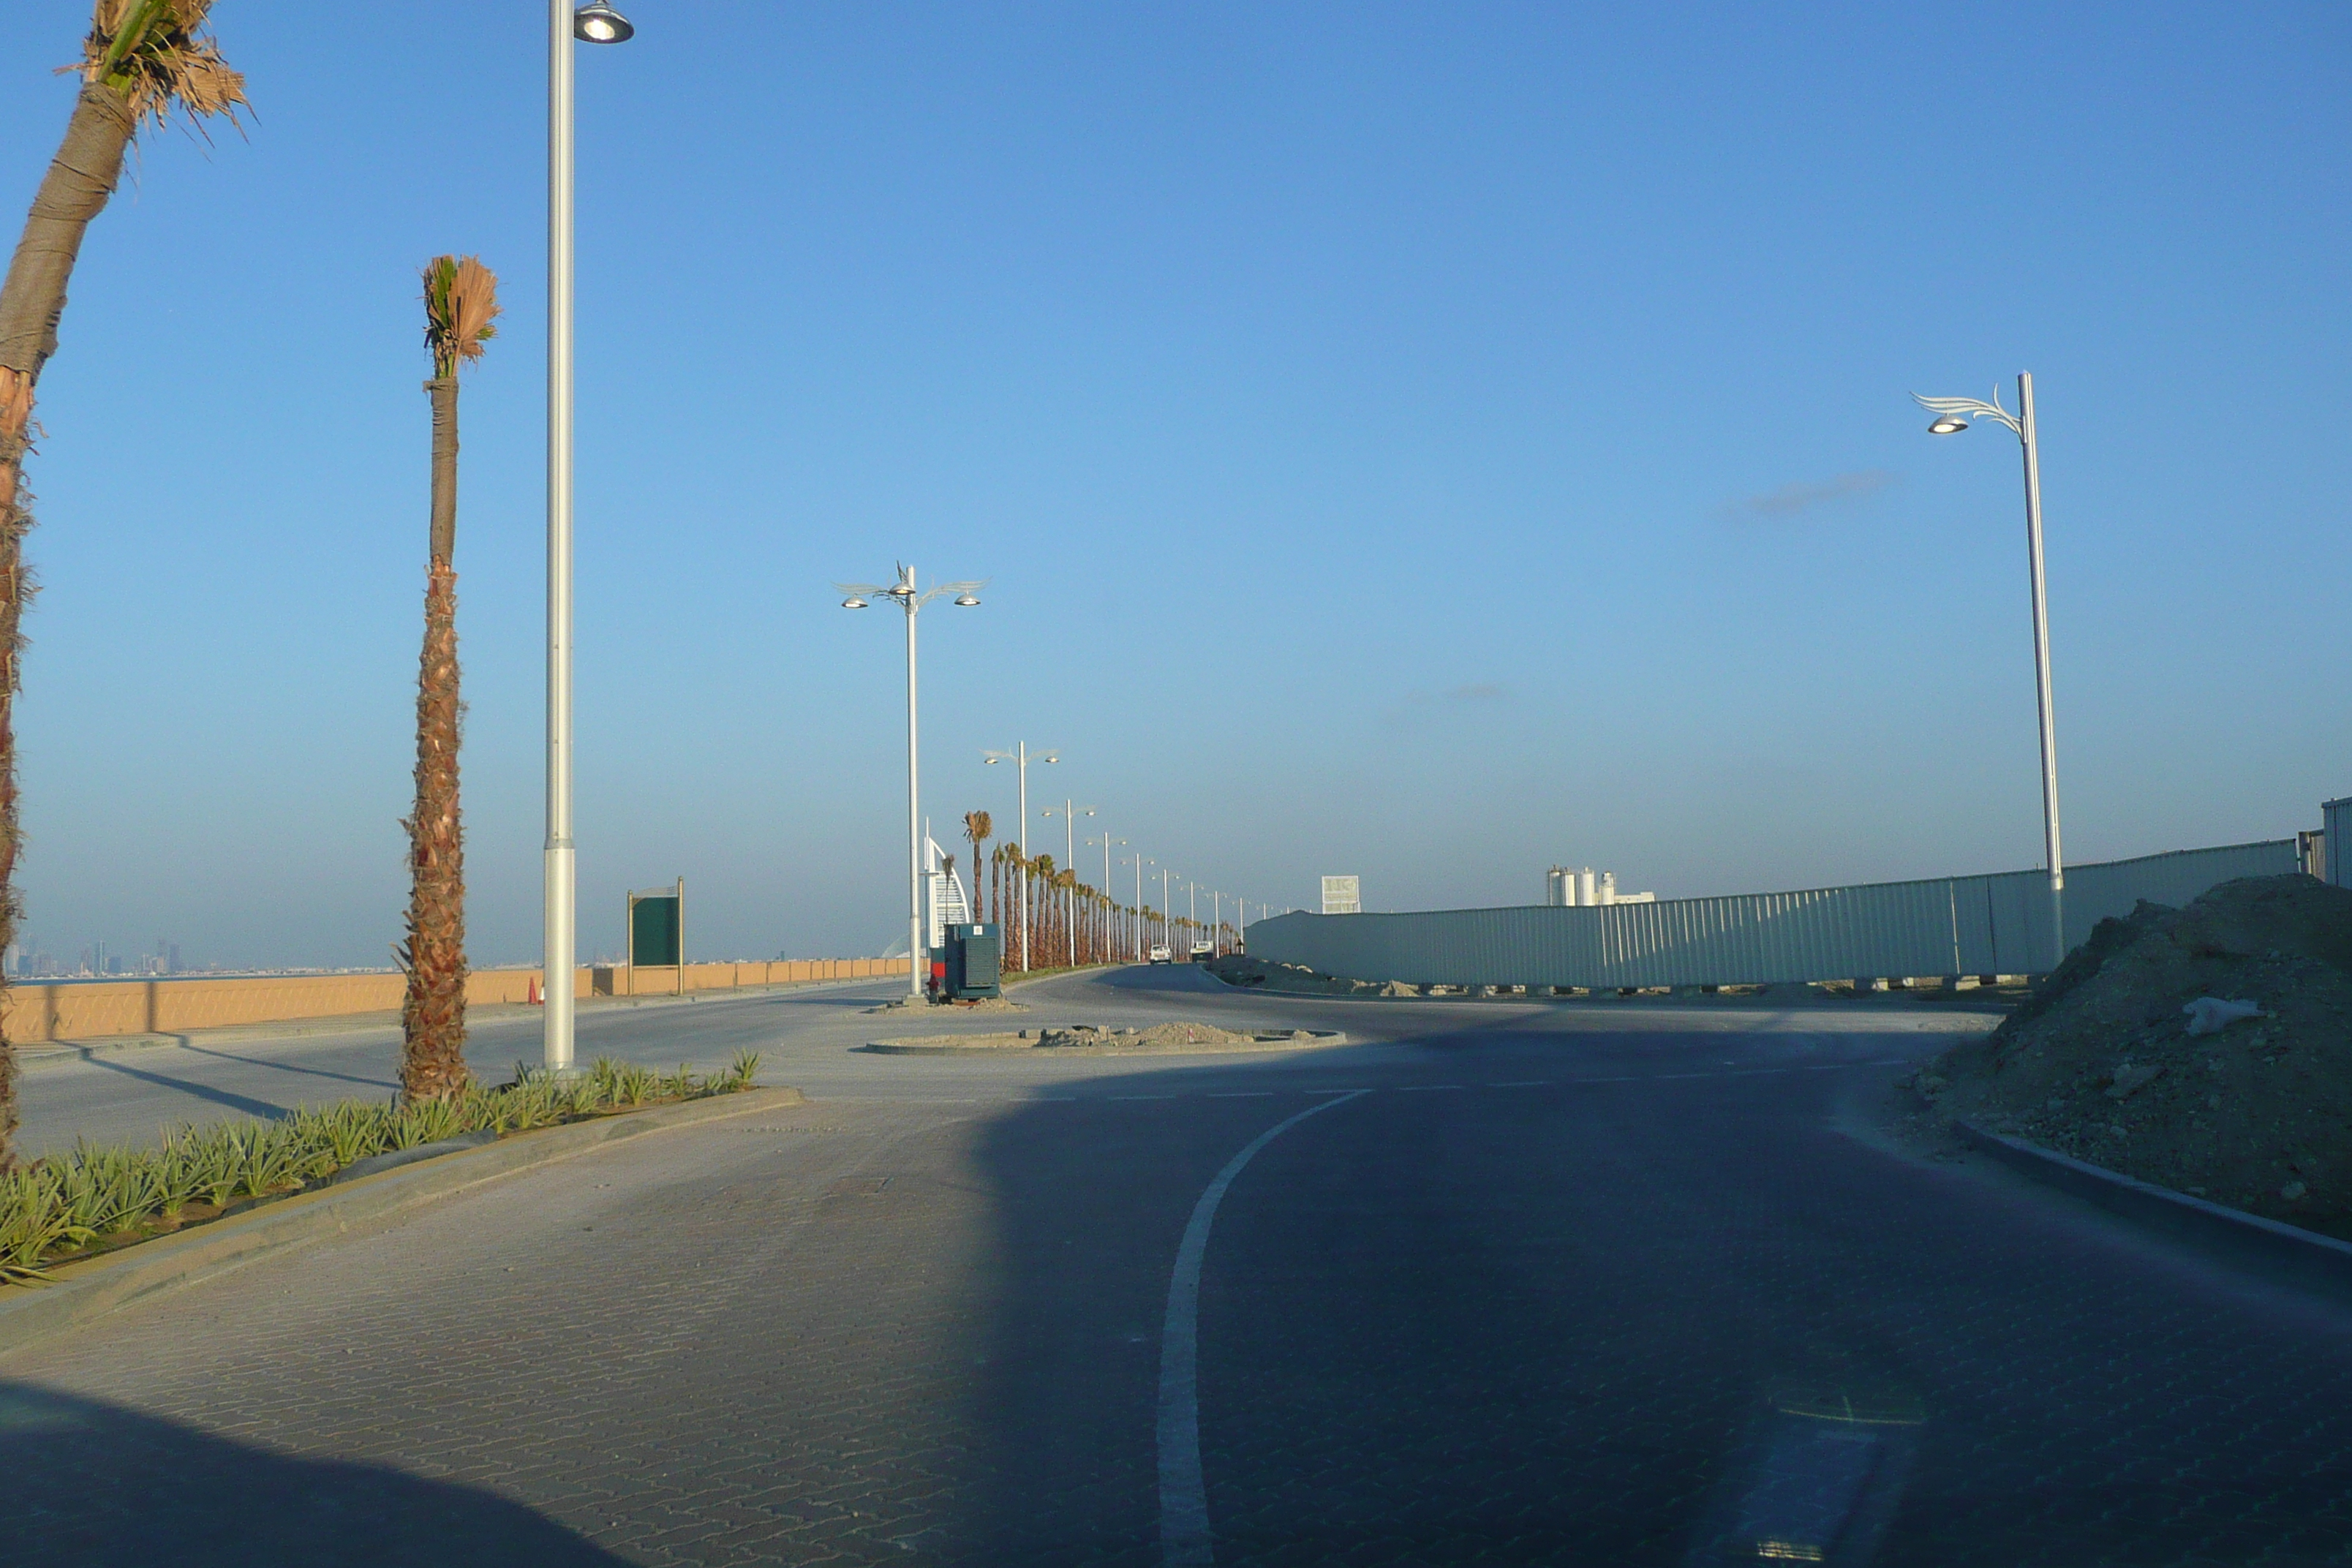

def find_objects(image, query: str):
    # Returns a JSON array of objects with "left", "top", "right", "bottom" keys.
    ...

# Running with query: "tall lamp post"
[
  {"left": 1129, "top": 853, "right": 1152, "bottom": 960},
  {"left": 983, "top": 742, "right": 1057, "bottom": 971},
  {"left": 839, "top": 564, "right": 987, "bottom": 998},
  {"left": 1042, "top": 801, "right": 1096, "bottom": 968},
  {"left": 1913, "top": 374, "right": 2065, "bottom": 969},
  {"left": 1088, "top": 831, "right": 1125, "bottom": 963},
  {"left": 544, "top": 0, "right": 635, "bottom": 1075}
]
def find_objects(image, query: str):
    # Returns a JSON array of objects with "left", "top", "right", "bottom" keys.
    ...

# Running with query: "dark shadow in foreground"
[{"left": 0, "top": 1383, "right": 626, "bottom": 1567}]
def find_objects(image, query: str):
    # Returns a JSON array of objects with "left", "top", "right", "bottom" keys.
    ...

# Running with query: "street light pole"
[
  {"left": 983, "top": 743, "right": 1058, "bottom": 971},
  {"left": 544, "top": 0, "right": 635, "bottom": 1074},
  {"left": 838, "top": 565, "right": 987, "bottom": 999},
  {"left": 1042, "top": 801, "right": 1096, "bottom": 968},
  {"left": 1915, "top": 373, "right": 2065, "bottom": 969},
  {"left": 1089, "top": 832, "right": 1125, "bottom": 963},
  {"left": 1131, "top": 853, "right": 1150, "bottom": 960}
]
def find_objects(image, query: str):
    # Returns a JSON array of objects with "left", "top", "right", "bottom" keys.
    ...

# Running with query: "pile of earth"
[
  {"left": 1036, "top": 1022, "right": 1263, "bottom": 1049},
  {"left": 1912, "top": 874, "right": 2352, "bottom": 1238},
  {"left": 864, "top": 995, "right": 1028, "bottom": 1015},
  {"left": 1210, "top": 955, "right": 1417, "bottom": 997}
]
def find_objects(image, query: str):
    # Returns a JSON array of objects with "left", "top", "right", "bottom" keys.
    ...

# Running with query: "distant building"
[
  {"left": 1545, "top": 866, "right": 1655, "bottom": 907},
  {"left": 1322, "top": 875, "right": 1360, "bottom": 916}
]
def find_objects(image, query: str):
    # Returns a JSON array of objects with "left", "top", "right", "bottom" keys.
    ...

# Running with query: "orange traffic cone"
[{"left": 527, "top": 975, "right": 543, "bottom": 1006}]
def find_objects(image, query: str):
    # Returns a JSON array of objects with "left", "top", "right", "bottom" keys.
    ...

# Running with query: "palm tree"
[
  {"left": 398, "top": 255, "right": 498, "bottom": 1103},
  {"left": 962, "top": 810, "right": 992, "bottom": 923},
  {"left": 0, "top": 1, "right": 243, "bottom": 1165}
]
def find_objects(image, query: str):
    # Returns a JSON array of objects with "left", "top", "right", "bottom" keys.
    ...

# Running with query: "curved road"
[{"left": 6, "top": 964, "right": 2351, "bottom": 1564}]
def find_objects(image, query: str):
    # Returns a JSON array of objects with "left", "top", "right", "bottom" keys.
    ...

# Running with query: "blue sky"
[{"left": 0, "top": 1, "right": 2344, "bottom": 968}]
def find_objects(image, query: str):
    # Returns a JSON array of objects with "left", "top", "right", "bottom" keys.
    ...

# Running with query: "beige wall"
[{"left": 4, "top": 958, "right": 899, "bottom": 1045}]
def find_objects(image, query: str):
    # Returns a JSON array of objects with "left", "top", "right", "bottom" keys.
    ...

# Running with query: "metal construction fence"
[{"left": 1243, "top": 839, "right": 2300, "bottom": 992}]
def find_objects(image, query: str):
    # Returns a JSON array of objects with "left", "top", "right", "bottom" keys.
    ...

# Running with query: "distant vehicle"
[
  {"left": 1147, "top": 944, "right": 1173, "bottom": 965},
  {"left": 1189, "top": 943, "right": 1213, "bottom": 962}
]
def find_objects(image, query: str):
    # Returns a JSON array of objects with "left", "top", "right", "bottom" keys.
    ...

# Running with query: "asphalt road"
[{"left": 8, "top": 965, "right": 2352, "bottom": 1565}]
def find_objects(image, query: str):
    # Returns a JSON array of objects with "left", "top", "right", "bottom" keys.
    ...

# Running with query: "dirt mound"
[
  {"left": 1037, "top": 1022, "right": 1255, "bottom": 1049},
  {"left": 864, "top": 995, "right": 1027, "bottom": 1015},
  {"left": 1915, "top": 875, "right": 2352, "bottom": 1237},
  {"left": 1209, "top": 955, "right": 1414, "bottom": 997}
]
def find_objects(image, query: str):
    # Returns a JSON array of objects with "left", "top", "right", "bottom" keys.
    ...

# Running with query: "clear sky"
[{"left": 0, "top": 1, "right": 2345, "bottom": 969}]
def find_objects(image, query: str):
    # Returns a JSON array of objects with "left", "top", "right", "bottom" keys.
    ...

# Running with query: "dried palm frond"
[
  {"left": 421, "top": 256, "right": 500, "bottom": 379},
  {"left": 74, "top": 1, "right": 247, "bottom": 135}
]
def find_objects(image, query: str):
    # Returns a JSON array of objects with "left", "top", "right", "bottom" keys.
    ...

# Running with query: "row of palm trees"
[{"left": 958, "top": 811, "right": 1234, "bottom": 973}]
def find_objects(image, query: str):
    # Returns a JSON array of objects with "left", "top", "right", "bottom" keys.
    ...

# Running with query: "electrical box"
[{"left": 941, "top": 923, "right": 1001, "bottom": 1000}]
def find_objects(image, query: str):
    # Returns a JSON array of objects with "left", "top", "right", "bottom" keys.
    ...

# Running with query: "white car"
[{"left": 1147, "top": 944, "right": 1173, "bottom": 965}]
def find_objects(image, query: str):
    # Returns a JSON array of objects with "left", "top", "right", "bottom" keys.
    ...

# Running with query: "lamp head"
[
  {"left": 954, "top": 592, "right": 980, "bottom": 606},
  {"left": 886, "top": 582, "right": 915, "bottom": 600},
  {"left": 840, "top": 596, "right": 867, "bottom": 609},
  {"left": 573, "top": 3, "right": 635, "bottom": 42},
  {"left": 1927, "top": 414, "right": 1969, "bottom": 436}
]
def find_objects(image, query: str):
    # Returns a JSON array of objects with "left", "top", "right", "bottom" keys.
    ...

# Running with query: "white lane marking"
[
  {"left": 1114, "top": 1095, "right": 1180, "bottom": 1101},
  {"left": 1392, "top": 1084, "right": 1464, "bottom": 1092},
  {"left": 1205, "top": 1091, "right": 1274, "bottom": 1098},
  {"left": 1490, "top": 1079, "right": 1550, "bottom": 1087},
  {"left": 1158, "top": 1090, "right": 1368, "bottom": 1567}
]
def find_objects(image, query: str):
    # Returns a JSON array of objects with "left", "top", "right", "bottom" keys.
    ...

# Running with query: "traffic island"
[
  {"left": 861, "top": 1022, "right": 1346, "bottom": 1055},
  {"left": 0, "top": 1083, "right": 806, "bottom": 1358},
  {"left": 1, "top": 1054, "right": 772, "bottom": 1293}
]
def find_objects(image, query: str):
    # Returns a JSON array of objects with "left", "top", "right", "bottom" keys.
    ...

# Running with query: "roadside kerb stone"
[
  {"left": 1959, "top": 1117, "right": 2352, "bottom": 1297},
  {"left": 0, "top": 1085, "right": 806, "bottom": 1359}
]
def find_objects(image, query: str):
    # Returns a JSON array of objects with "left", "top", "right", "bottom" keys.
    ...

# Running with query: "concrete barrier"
[{"left": 1, "top": 958, "right": 899, "bottom": 1045}]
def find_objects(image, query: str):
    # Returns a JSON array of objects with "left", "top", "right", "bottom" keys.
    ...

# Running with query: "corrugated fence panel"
[
  {"left": 1248, "top": 839, "right": 2299, "bottom": 989},
  {"left": 2327, "top": 800, "right": 2352, "bottom": 889}
]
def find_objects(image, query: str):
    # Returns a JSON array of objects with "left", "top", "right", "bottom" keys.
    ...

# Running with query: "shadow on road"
[
  {"left": 75, "top": 1051, "right": 298, "bottom": 1124},
  {"left": 0, "top": 1383, "right": 627, "bottom": 1566}
]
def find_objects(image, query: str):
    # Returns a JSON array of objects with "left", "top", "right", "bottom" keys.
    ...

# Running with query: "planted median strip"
[{"left": 0, "top": 1052, "right": 764, "bottom": 1286}]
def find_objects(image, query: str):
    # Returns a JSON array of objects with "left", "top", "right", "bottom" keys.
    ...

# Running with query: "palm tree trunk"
[
  {"left": 0, "top": 81, "right": 141, "bottom": 1166},
  {"left": 399, "top": 375, "right": 469, "bottom": 1100}
]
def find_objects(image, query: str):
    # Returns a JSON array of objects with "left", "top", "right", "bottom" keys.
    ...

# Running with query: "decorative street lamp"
[
  {"left": 1913, "top": 373, "right": 2065, "bottom": 969},
  {"left": 1088, "top": 831, "right": 1126, "bottom": 963},
  {"left": 1042, "top": 801, "right": 1097, "bottom": 968},
  {"left": 1129, "top": 853, "right": 1152, "bottom": 960},
  {"left": 839, "top": 564, "right": 987, "bottom": 998},
  {"left": 544, "top": 0, "right": 634, "bottom": 1075},
  {"left": 982, "top": 742, "right": 1058, "bottom": 971}
]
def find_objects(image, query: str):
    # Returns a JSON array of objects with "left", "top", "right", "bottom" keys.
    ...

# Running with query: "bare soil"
[{"left": 1912, "top": 875, "right": 2352, "bottom": 1239}]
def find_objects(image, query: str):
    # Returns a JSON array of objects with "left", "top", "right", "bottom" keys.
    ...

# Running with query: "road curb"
[
  {"left": 0, "top": 1085, "right": 807, "bottom": 1360},
  {"left": 1957, "top": 1118, "right": 2352, "bottom": 1293}
]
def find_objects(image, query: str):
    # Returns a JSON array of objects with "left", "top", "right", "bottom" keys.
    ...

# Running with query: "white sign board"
[{"left": 1321, "top": 875, "right": 1361, "bottom": 916}]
